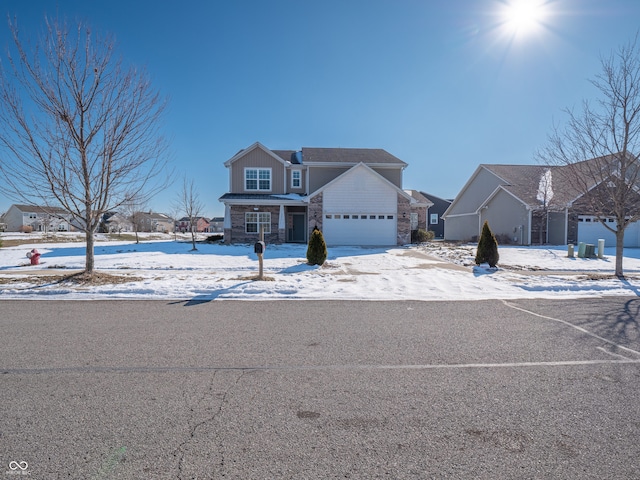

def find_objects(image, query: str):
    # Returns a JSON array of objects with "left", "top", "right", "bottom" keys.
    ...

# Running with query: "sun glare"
[{"left": 500, "top": 0, "right": 548, "bottom": 37}]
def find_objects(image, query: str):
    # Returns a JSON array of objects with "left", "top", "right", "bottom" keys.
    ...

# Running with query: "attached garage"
[
  {"left": 312, "top": 163, "right": 408, "bottom": 246},
  {"left": 323, "top": 213, "right": 397, "bottom": 246},
  {"left": 577, "top": 216, "right": 640, "bottom": 248}
]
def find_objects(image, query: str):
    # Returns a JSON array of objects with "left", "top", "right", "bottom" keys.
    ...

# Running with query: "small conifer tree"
[
  {"left": 475, "top": 220, "right": 499, "bottom": 267},
  {"left": 306, "top": 227, "right": 328, "bottom": 265}
]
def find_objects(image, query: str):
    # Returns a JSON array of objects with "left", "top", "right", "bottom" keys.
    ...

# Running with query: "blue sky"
[{"left": 0, "top": 0, "right": 639, "bottom": 218}]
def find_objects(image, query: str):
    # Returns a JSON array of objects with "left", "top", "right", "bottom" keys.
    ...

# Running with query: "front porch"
[{"left": 222, "top": 203, "right": 309, "bottom": 244}]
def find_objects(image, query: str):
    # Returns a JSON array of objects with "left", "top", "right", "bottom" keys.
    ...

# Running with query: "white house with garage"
[{"left": 219, "top": 142, "right": 431, "bottom": 246}]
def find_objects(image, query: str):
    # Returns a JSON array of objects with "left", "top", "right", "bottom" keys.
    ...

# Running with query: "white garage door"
[
  {"left": 577, "top": 216, "right": 640, "bottom": 247},
  {"left": 323, "top": 213, "right": 397, "bottom": 246}
]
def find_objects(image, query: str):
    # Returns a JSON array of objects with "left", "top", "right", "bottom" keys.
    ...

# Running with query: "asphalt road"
[{"left": 1, "top": 298, "right": 640, "bottom": 479}]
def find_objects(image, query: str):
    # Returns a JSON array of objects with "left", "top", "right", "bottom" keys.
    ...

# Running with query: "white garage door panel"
[
  {"left": 323, "top": 217, "right": 396, "bottom": 246},
  {"left": 578, "top": 219, "right": 640, "bottom": 248}
]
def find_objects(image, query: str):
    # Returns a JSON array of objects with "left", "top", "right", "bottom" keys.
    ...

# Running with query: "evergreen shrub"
[
  {"left": 475, "top": 220, "right": 499, "bottom": 267},
  {"left": 306, "top": 227, "right": 328, "bottom": 265}
]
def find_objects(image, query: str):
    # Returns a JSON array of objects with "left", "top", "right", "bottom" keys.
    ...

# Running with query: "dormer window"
[
  {"left": 291, "top": 170, "right": 301, "bottom": 188},
  {"left": 245, "top": 168, "right": 271, "bottom": 191}
]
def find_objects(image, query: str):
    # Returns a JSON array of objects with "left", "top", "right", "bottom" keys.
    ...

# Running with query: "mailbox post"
[
  {"left": 254, "top": 240, "right": 265, "bottom": 279},
  {"left": 254, "top": 224, "right": 266, "bottom": 280}
]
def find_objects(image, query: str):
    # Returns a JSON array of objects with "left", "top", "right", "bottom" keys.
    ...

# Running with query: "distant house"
[
  {"left": 418, "top": 192, "right": 451, "bottom": 239},
  {"left": 177, "top": 216, "right": 210, "bottom": 233},
  {"left": 208, "top": 217, "right": 224, "bottom": 233},
  {"left": 219, "top": 142, "right": 430, "bottom": 246},
  {"left": 138, "top": 211, "right": 174, "bottom": 233},
  {"left": 2, "top": 204, "right": 74, "bottom": 232},
  {"left": 102, "top": 212, "right": 133, "bottom": 233},
  {"left": 404, "top": 190, "right": 433, "bottom": 235},
  {"left": 443, "top": 156, "right": 640, "bottom": 246}
]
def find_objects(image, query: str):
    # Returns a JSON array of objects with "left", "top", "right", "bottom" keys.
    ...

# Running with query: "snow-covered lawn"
[{"left": 1, "top": 232, "right": 639, "bottom": 301}]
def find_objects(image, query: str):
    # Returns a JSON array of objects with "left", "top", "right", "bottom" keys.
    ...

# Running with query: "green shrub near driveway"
[
  {"left": 475, "top": 221, "right": 499, "bottom": 268},
  {"left": 306, "top": 228, "right": 328, "bottom": 265}
]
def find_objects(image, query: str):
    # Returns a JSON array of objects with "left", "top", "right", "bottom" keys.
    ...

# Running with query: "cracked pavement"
[{"left": 2, "top": 298, "right": 640, "bottom": 478}]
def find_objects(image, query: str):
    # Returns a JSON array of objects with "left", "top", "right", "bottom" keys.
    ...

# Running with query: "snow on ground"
[{"left": 1, "top": 232, "right": 639, "bottom": 301}]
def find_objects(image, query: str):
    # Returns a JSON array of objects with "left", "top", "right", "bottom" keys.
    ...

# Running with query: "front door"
[{"left": 287, "top": 213, "right": 306, "bottom": 242}]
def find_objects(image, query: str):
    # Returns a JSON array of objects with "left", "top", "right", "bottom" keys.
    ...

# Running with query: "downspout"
[{"left": 527, "top": 208, "right": 532, "bottom": 245}]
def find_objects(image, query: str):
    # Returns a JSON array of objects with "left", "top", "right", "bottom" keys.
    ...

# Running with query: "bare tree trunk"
[
  {"left": 85, "top": 229, "right": 95, "bottom": 273},
  {"left": 615, "top": 229, "right": 624, "bottom": 278}
]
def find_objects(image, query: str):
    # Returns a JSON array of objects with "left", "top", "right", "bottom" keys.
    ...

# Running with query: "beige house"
[
  {"left": 219, "top": 142, "right": 431, "bottom": 246},
  {"left": 443, "top": 159, "right": 640, "bottom": 246}
]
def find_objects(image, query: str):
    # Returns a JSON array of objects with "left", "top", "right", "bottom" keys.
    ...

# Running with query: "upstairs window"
[
  {"left": 245, "top": 168, "right": 271, "bottom": 191},
  {"left": 291, "top": 170, "right": 301, "bottom": 188}
]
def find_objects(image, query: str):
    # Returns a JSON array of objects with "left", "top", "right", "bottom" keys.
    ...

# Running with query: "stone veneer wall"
[
  {"left": 397, "top": 194, "right": 411, "bottom": 245},
  {"left": 308, "top": 193, "right": 323, "bottom": 233}
]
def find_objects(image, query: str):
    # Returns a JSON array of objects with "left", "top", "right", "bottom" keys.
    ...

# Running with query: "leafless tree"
[
  {"left": 121, "top": 193, "right": 148, "bottom": 244},
  {"left": 537, "top": 37, "right": 640, "bottom": 278},
  {"left": 176, "top": 177, "right": 204, "bottom": 251},
  {"left": 534, "top": 168, "right": 554, "bottom": 244},
  {"left": 167, "top": 204, "right": 181, "bottom": 241},
  {"left": 0, "top": 17, "right": 169, "bottom": 275}
]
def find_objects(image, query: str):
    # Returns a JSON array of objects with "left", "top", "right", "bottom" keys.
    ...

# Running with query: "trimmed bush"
[
  {"left": 412, "top": 228, "right": 435, "bottom": 244},
  {"left": 475, "top": 220, "right": 499, "bottom": 267},
  {"left": 19, "top": 225, "right": 33, "bottom": 233},
  {"left": 306, "top": 227, "right": 328, "bottom": 265}
]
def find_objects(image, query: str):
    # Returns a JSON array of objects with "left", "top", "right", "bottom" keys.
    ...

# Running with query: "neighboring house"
[
  {"left": 443, "top": 158, "right": 640, "bottom": 246},
  {"left": 102, "top": 212, "right": 133, "bottom": 233},
  {"left": 138, "top": 211, "right": 174, "bottom": 233},
  {"left": 177, "top": 216, "right": 210, "bottom": 233},
  {"left": 2, "top": 204, "right": 74, "bottom": 232},
  {"left": 404, "top": 190, "right": 432, "bottom": 234},
  {"left": 219, "top": 142, "right": 431, "bottom": 246},
  {"left": 418, "top": 192, "right": 452, "bottom": 239},
  {"left": 208, "top": 217, "right": 224, "bottom": 233}
]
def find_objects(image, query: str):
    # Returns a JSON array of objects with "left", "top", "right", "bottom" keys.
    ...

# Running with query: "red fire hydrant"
[{"left": 27, "top": 249, "right": 41, "bottom": 265}]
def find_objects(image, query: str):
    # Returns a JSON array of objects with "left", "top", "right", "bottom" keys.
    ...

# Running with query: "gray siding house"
[{"left": 2, "top": 204, "right": 74, "bottom": 232}]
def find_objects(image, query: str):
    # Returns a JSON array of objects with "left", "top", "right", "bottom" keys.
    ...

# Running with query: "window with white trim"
[
  {"left": 430, "top": 213, "right": 439, "bottom": 225},
  {"left": 245, "top": 212, "right": 271, "bottom": 234},
  {"left": 245, "top": 168, "right": 271, "bottom": 191},
  {"left": 291, "top": 170, "right": 301, "bottom": 188}
]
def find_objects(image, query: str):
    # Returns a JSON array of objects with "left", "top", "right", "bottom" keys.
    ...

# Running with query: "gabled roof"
[
  {"left": 10, "top": 204, "right": 69, "bottom": 215},
  {"left": 272, "top": 150, "right": 299, "bottom": 164},
  {"left": 224, "top": 142, "right": 292, "bottom": 167},
  {"left": 419, "top": 192, "right": 453, "bottom": 205},
  {"left": 404, "top": 189, "right": 433, "bottom": 207},
  {"left": 309, "top": 162, "right": 414, "bottom": 202},
  {"left": 481, "top": 164, "right": 587, "bottom": 208},
  {"left": 301, "top": 147, "right": 407, "bottom": 167}
]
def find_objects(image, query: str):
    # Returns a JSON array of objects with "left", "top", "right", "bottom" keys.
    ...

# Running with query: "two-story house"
[
  {"left": 219, "top": 142, "right": 431, "bottom": 246},
  {"left": 177, "top": 216, "right": 211, "bottom": 233},
  {"left": 2, "top": 204, "right": 74, "bottom": 232}
]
